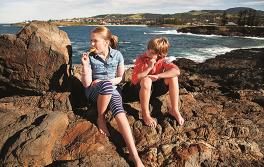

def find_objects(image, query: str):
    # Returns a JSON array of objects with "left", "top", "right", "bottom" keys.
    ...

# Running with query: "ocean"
[{"left": 1, "top": 24, "right": 264, "bottom": 65}]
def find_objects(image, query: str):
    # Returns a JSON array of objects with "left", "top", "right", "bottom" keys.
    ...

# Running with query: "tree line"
[
  {"left": 151, "top": 10, "right": 261, "bottom": 26},
  {"left": 221, "top": 9, "right": 260, "bottom": 26}
]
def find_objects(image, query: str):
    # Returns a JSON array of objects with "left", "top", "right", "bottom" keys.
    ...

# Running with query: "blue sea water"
[{"left": 1, "top": 24, "right": 264, "bottom": 65}]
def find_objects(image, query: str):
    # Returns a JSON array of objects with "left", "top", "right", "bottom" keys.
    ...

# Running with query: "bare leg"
[
  {"left": 139, "top": 77, "right": 157, "bottom": 127},
  {"left": 97, "top": 94, "right": 112, "bottom": 136},
  {"left": 115, "top": 113, "right": 144, "bottom": 167},
  {"left": 164, "top": 77, "right": 184, "bottom": 126}
]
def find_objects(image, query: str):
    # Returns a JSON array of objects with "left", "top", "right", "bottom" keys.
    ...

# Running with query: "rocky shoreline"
[
  {"left": 0, "top": 22, "right": 263, "bottom": 167},
  {"left": 177, "top": 25, "right": 264, "bottom": 37}
]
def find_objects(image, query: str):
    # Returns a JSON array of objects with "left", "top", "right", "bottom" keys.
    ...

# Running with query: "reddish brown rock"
[
  {"left": 3, "top": 111, "right": 69, "bottom": 166},
  {"left": 53, "top": 121, "right": 129, "bottom": 166},
  {"left": 0, "top": 21, "right": 71, "bottom": 97}
]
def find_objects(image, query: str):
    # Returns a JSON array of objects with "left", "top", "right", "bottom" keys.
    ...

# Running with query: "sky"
[{"left": 0, "top": 0, "right": 264, "bottom": 23}]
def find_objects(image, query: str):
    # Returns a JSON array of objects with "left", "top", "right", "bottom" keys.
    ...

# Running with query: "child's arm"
[
  {"left": 157, "top": 65, "right": 180, "bottom": 78},
  {"left": 157, "top": 60, "right": 180, "bottom": 79},
  {"left": 137, "top": 66, "right": 152, "bottom": 80},
  {"left": 136, "top": 58, "right": 155, "bottom": 80},
  {"left": 81, "top": 53, "right": 92, "bottom": 88},
  {"left": 110, "top": 64, "right": 125, "bottom": 85},
  {"left": 110, "top": 52, "right": 125, "bottom": 85}
]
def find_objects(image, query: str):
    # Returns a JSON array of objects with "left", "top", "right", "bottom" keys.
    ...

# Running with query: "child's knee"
[
  {"left": 140, "top": 77, "right": 152, "bottom": 89},
  {"left": 99, "top": 80, "right": 113, "bottom": 95},
  {"left": 165, "top": 76, "right": 178, "bottom": 85}
]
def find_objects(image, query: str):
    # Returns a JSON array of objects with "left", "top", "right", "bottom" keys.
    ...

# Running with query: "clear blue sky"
[{"left": 0, "top": 0, "right": 264, "bottom": 23}]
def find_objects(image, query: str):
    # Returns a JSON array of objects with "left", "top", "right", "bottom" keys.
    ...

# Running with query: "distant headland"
[{"left": 14, "top": 7, "right": 264, "bottom": 27}]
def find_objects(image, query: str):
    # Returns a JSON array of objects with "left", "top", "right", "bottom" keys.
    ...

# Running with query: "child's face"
[{"left": 90, "top": 33, "right": 109, "bottom": 54}]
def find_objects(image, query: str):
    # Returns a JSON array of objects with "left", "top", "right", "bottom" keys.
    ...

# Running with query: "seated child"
[{"left": 130, "top": 36, "right": 184, "bottom": 127}]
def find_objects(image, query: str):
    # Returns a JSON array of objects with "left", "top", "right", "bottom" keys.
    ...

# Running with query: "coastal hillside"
[
  {"left": 0, "top": 22, "right": 263, "bottom": 167},
  {"left": 89, "top": 7, "right": 264, "bottom": 26},
  {"left": 92, "top": 7, "right": 263, "bottom": 19},
  {"left": 15, "top": 7, "right": 264, "bottom": 27},
  {"left": 94, "top": 13, "right": 164, "bottom": 19}
]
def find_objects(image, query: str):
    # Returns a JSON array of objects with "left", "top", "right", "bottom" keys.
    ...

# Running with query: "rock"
[
  {"left": 53, "top": 121, "right": 129, "bottom": 167},
  {"left": 176, "top": 143, "right": 213, "bottom": 167},
  {"left": 253, "top": 96, "right": 264, "bottom": 107},
  {"left": 69, "top": 64, "right": 88, "bottom": 108},
  {"left": 177, "top": 26, "right": 264, "bottom": 37},
  {"left": 0, "top": 21, "right": 72, "bottom": 97},
  {"left": 3, "top": 111, "right": 69, "bottom": 166},
  {"left": 196, "top": 48, "right": 264, "bottom": 91},
  {"left": 0, "top": 92, "right": 129, "bottom": 166}
]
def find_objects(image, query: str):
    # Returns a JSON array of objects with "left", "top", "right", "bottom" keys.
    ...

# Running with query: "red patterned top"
[{"left": 131, "top": 52, "right": 177, "bottom": 85}]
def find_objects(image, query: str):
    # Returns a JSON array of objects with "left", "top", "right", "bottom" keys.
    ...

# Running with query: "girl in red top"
[{"left": 131, "top": 37, "right": 184, "bottom": 127}]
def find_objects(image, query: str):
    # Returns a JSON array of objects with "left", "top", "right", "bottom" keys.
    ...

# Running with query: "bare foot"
[
  {"left": 97, "top": 117, "right": 110, "bottom": 136},
  {"left": 142, "top": 114, "right": 157, "bottom": 128},
  {"left": 169, "top": 110, "right": 184, "bottom": 126},
  {"left": 129, "top": 154, "right": 145, "bottom": 167}
]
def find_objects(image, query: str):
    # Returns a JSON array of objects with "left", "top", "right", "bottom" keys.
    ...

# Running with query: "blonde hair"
[
  {"left": 147, "top": 37, "right": 170, "bottom": 58},
  {"left": 92, "top": 26, "right": 118, "bottom": 49}
]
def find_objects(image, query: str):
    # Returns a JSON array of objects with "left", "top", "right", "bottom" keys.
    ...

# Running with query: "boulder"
[
  {"left": 0, "top": 92, "right": 129, "bottom": 167},
  {"left": 2, "top": 110, "right": 69, "bottom": 166},
  {"left": 0, "top": 21, "right": 72, "bottom": 97}
]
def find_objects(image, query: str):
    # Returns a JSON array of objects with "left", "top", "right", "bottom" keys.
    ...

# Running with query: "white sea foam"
[
  {"left": 177, "top": 47, "right": 237, "bottom": 63},
  {"left": 179, "top": 32, "right": 224, "bottom": 38},
  {"left": 144, "top": 30, "right": 178, "bottom": 35},
  {"left": 119, "top": 41, "right": 131, "bottom": 44},
  {"left": 182, "top": 32, "right": 235, "bottom": 39},
  {"left": 146, "top": 29, "right": 264, "bottom": 40},
  {"left": 197, "top": 47, "right": 236, "bottom": 56},
  {"left": 241, "top": 36, "right": 264, "bottom": 40},
  {"left": 181, "top": 45, "right": 264, "bottom": 63},
  {"left": 145, "top": 30, "right": 226, "bottom": 38},
  {"left": 165, "top": 56, "right": 177, "bottom": 62},
  {"left": 177, "top": 53, "right": 208, "bottom": 63}
]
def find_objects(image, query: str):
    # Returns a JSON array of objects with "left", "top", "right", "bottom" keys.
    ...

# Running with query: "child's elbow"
[
  {"left": 82, "top": 81, "right": 90, "bottom": 88},
  {"left": 174, "top": 68, "right": 180, "bottom": 76},
  {"left": 177, "top": 69, "right": 180, "bottom": 76},
  {"left": 82, "top": 83, "right": 89, "bottom": 88}
]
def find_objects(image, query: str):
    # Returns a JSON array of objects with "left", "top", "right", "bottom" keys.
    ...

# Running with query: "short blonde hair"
[
  {"left": 147, "top": 37, "right": 170, "bottom": 58},
  {"left": 91, "top": 26, "right": 118, "bottom": 49}
]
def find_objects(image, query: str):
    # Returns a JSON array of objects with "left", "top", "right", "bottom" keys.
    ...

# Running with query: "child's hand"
[
  {"left": 81, "top": 52, "right": 90, "bottom": 66},
  {"left": 91, "top": 79, "right": 102, "bottom": 86},
  {"left": 148, "top": 75, "right": 159, "bottom": 81},
  {"left": 148, "top": 58, "right": 156, "bottom": 69}
]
